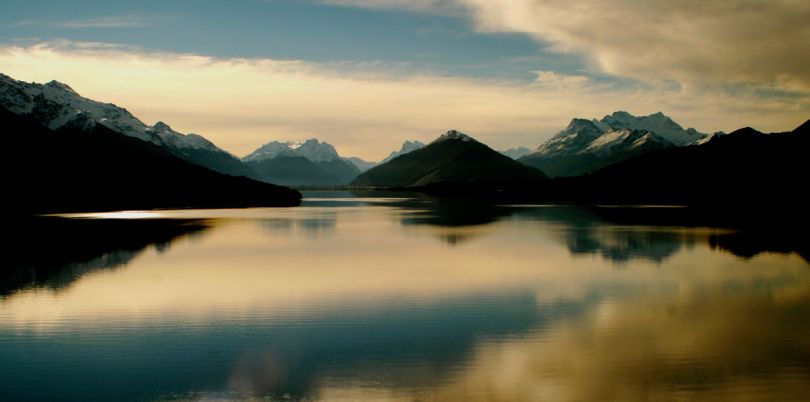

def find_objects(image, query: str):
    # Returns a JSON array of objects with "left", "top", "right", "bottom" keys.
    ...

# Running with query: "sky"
[{"left": 0, "top": 0, "right": 808, "bottom": 160}]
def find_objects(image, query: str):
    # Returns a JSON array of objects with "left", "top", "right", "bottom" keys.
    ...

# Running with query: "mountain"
[
  {"left": 243, "top": 139, "right": 361, "bottom": 186},
  {"left": 519, "top": 111, "right": 707, "bottom": 177},
  {"left": 501, "top": 146, "right": 532, "bottom": 159},
  {"left": 351, "top": 130, "right": 549, "bottom": 188},
  {"left": 0, "top": 73, "right": 254, "bottom": 178},
  {"left": 382, "top": 140, "right": 425, "bottom": 163},
  {"left": 555, "top": 120, "right": 810, "bottom": 207},
  {"left": 147, "top": 121, "right": 257, "bottom": 178},
  {"left": 601, "top": 111, "right": 706, "bottom": 146},
  {"left": 1, "top": 107, "right": 300, "bottom": 213},
  {"left": 343, "top": 156, "right": 377, "bottom": 172}
]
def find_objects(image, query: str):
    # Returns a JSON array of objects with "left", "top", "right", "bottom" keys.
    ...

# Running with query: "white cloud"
[
  {"left": 533, "top": 70, "right": 589, "bottom": 89},
  {"left": 0, "top": 41, "right": 806, "bottom": 160}
]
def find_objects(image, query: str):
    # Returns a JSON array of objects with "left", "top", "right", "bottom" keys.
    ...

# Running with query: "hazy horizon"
[{"left": 1, "top": 0, "right": 807, "bottom": 160}]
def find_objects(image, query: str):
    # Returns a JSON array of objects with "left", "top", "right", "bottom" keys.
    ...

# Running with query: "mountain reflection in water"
[{"left": 1, "top": 192, "right": 807, "bottom": 401}]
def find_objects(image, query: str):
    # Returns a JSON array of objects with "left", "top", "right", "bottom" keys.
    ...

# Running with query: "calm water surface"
[{"left": 2, "top": 192, "right": 809, "bottom": 401}]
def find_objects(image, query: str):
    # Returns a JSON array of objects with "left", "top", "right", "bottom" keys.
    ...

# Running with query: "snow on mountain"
[
  {"left": 242, "top": 141, "right": 296, "bottom": 162},
  {"left": 697, "top": 131, "right": 728, "bottom": 145},
  {"left": 0, "top": 73, "right": 233, "bottom": 155},
  {"left": 532, "top": 118, "right": 607, "bottom": 156},
  {"left": 0, "top": 72, "right": 255, "bottom": 177},
  {"left": 527, "top": 111, "right": 706, "bottom": 160},
  {"left": 582, "top": 129, "right": 674, "bottom": 157},
  {"left": 0, "top": 73, "right": 157, "bottom": 143},
  {"left": 148, "top": 121, "right": 226, "bottom": 153},
  {"left": 432, "top": 129, "right": 475, "bottom": 144},
  {"left": 243, "top": 138, "right": 341, "bottom": 163},
  {"left": 293, "top": 139, "right": 340, "bottom": 162},
  {"left": 519, "top": 112, "right": 698, "bottom": 177},
  {"left": 500, "top": 146, "right": 532, "bottom": 159},
  {"left": 600, "top": 111, "right": 707, "bottom": 146},
  {"left": 382, "top": 140, "right": 425, "bottom": 163}
]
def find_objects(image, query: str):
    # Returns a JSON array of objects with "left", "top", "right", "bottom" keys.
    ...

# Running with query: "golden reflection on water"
[{"left": 4, "top": 198, "right": 810, "bottom": 401}]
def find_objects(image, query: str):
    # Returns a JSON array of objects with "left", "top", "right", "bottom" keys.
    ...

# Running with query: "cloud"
[
  {"left": 462, "top": 0, "right": 810, "bottom": 91},
  {"left": 533, "top": 70, "right": 589, "bottom": 89},
  {"left": 320, "top": 0, "right": 465, "bottom": 15},
  {"left": 326, "top": 0, "right": 810, "bottom": 93},
  {"left": 14, "top": 15, "right": 154, "bottom": 29},
  {"left": 0, "top": 41, "right": 806, "bottom": 160}
]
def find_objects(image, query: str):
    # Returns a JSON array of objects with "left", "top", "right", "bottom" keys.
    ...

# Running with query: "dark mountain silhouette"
[
  {"left": 351, "top": 130, "right": 548, "bottom": 188},
  {"left": 2, "top": 107, "right": 301, "bottom": 213}
]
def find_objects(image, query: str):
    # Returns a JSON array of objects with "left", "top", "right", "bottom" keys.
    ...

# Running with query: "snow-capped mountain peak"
[
  {"left": 44, "top": 80, "right": 78, "bottom": 94},
  {"left": 520, "top": 110, "right": 706, "bottom": 178},
  {"left": 432, "top": 129, "right": 476, "bottom": 144},
  {"left": 243, "top": 138, "right": 340, "bottom": 163},
  {"left": 294, "top": 138, "right": 340, "bottom": 162},
  {"left": 563, "top": 118, "right": 607, "bottom": 136},
  {"left": 243, "top": 141, "right": 297, "bottom": 162},
  {"left": 532, "top": 118, "right": 606, "bottom": 156},
  {"left": 0, "top": 73, "right": 156, "bottom": 143},
  {"left": 146, "top": 121, "right": 224, "bottom": 153},
  {"left": 0, "top": 73, "right": 242, "bottom": 167},
  {"left": 582, "top": 129, "right": 673, "bottom": 157},
  {"left": 600, "top": 111, "right": 706, "bottom": 146}
]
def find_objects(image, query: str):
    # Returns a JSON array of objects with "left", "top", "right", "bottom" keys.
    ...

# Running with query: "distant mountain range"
[
  {"left": 501, "top": 146, "right": 532, "bottom": 159},
  {"left": 242, "top": 139, "right": 362, "bottom": 186},
  {"left": 352, "top": 130, "right": 548, "bottom": 188},
  {"left": 343, "top": 156, "right": 377, "bottom": 172},
  {"left": 241, "top": 139, "right": 434, "bottom": 186},
  {"left": 519, "top": 111, "right": 711, "bottom": 177}
]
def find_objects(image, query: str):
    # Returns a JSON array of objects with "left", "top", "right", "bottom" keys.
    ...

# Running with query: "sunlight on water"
[
  {"left": 3, "top": 192, "right": 809, "bottom": 401},
  {"left": 53, "top": 210, "right": 166, "bottom": 219}
]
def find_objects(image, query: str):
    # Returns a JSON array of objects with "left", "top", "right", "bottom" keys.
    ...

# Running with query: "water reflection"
[
  {"left": 424, "top": 286, "right": 810, "bottom": 402},
  {"left": 2, "top": 217, "right": 209, "bottom": 296},
  {"left": 1, "top": 193, "right": 808, "bottom": 401},
  {"left": 262, "top": 212, "right": 337, "bottom": 239}
]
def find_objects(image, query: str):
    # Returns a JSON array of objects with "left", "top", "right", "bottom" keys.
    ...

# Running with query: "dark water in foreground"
[{"left": 2, "top": 192, "right": 809, "bottom": 401}]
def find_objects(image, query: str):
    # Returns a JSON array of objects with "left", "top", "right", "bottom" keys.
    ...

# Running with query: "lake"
[{"left": 2, "top": 191, "right": 809, "bottom": 401}]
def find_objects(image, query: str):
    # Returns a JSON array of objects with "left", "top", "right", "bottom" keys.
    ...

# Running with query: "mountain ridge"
[
  {"left": 352, "top": 130, "right": 549, "bottom": 188},
  {"left": 519, "top": 111, "right": 706, "bottom": 177},
  {"left": 0, "top": 73, "right": 255, "bottom": 178}
]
